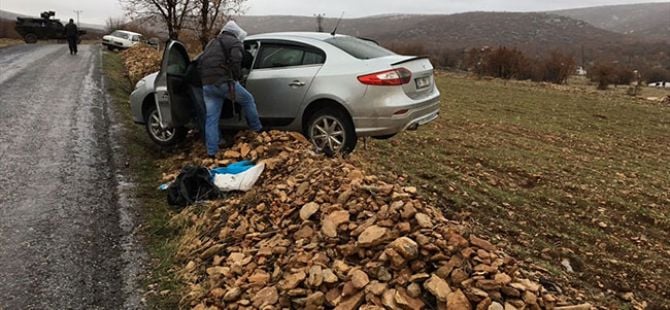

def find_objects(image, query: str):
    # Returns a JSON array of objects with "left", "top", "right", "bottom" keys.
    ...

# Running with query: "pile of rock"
[
  {"left": 119, "top": 44, "right": 161, "bottom": 84},
  {"left": 662, "top": 95, "right": 670, "bottom": 106},
  {"left": 170, "top": 131, "right": 581, "bottom": 309}
]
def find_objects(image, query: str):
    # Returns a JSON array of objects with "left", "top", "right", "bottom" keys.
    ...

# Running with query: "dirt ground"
[{"left": 357, "top": 73, "right": 670, "bottom": 308}]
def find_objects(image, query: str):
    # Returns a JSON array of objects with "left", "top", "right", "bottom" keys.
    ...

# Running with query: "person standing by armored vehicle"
[{"left": 14, "top": 11, "right": 86, "bottom": 44}]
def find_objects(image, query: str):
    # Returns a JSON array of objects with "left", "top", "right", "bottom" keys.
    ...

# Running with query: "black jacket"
[
  {"left": 64, "top": 23, "right": 78, "bottom": 38},
  {"left": 198, "top": 32, "right": 244, "bottom": 85}
]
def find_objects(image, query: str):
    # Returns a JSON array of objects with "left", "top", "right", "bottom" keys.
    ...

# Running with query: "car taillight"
[{"left": 358, "top": 68, "right": 412, "bottom": 86}]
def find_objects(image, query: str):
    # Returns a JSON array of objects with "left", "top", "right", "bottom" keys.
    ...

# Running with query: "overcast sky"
[{"left": 1, "top": 0, "right": 668, "bottom": 25}]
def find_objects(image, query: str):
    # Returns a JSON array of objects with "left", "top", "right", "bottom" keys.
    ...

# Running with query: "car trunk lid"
[{"left": 389, "top": 56, "right": 435, "bottom": 100}]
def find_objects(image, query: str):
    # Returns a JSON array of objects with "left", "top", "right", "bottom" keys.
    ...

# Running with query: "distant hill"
[
  {"left": 237, "top": 12, "right": 627, "bottom": 55},
  {"left": 553, "top": 2, "right": 670, "bottom": 42}
]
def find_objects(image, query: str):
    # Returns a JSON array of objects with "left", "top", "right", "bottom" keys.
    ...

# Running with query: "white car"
[{"left": 102, "top": 30, "right": 143, "bottom": 50}]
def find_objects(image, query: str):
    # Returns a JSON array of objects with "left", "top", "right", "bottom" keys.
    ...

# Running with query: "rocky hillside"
[
  {"left": 238, "top": 12, "right": 627, "bottom": 54},
  {"left": 553, "top": 2, "right": 670, "bottom": 42}
]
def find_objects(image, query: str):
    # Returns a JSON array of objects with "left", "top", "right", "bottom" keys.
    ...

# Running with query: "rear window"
[{"left": 325, "top": 36, "right": 394, "bottom": 60}]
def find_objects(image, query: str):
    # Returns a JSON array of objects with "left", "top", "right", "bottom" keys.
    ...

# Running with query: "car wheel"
[
  {"left": 145, "top": 104, "right": 187, "bottom": 147},
  {"left": 306, "top": 107, "right": 357, "bottom": 154},
  {"left": 24, "top": 33, "right": 37, "bottom": 44}
]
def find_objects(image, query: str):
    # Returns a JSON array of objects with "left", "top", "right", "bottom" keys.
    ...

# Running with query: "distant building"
[
  {"left": 576, "top": 66, "right": 587, "bottom": 76},
  {"left": 648, "top": 81, "right": 670, "bottom": 88}
]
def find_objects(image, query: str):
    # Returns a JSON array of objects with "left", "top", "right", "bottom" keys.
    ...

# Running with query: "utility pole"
[
  {"left": 314, "top": 13, "right": 325, "bottom": 32},
  {"left": 73, "top": 10, "right": 83, "bottom": 24}
]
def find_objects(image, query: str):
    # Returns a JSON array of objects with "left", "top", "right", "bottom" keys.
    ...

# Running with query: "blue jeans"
[{"left": 203, "top": 82, "right": 262, "bottom": 156}]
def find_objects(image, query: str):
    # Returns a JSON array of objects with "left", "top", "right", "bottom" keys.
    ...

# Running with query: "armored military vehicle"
[{"left": 15, "top": 11, "right": 86, "bottom": 44}]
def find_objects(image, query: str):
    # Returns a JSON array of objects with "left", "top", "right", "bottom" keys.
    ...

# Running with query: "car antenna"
[{"left": 331, "top": 11, "right": 345, "bottom": 36}]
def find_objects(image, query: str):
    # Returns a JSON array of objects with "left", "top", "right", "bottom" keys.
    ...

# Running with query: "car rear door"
[
  {"left": 154, "top": 40, "right": 192, "bottom": 128},
  {"left": 245, "top": 41, "right": 325, "bottom": 126}
]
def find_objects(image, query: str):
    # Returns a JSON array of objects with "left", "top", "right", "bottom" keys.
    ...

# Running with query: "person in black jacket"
[
  {"left": 198, "top": 21, "right": 262, "bottom": 157},
  {"left": 64, "top": 19, "right": 78, "bottom": 55}
]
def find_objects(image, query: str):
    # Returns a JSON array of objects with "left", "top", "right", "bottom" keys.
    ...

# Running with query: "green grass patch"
[
  {"left": 102, "top": 51, "right": 182, "bottom": 309},
  {"left": 358, "top": 74, "right": 670, "bottom": 307}
]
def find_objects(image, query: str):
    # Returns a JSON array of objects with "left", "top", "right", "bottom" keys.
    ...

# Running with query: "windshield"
[
  {"left": 325, "top": 36, "right": 395, "bottom": 60},
  {"left": 111, "top": 31, "right": 130, "bottom": 39}
]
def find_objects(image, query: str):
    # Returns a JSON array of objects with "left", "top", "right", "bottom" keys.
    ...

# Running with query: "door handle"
[{"left": 289, "top": 80, "right": 306, "bottom": 87}]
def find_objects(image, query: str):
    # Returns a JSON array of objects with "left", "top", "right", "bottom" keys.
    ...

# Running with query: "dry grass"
[
  {"left": 0, "top": 38, "right": 23, "bottom": 48},
  {"left": 356, "top": 73, "right": 670, "bottom": 308}
]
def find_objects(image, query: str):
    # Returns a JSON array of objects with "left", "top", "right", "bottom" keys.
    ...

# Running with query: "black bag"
[{"left": 167, "top": 165, "right": 220, "bottom": 209}]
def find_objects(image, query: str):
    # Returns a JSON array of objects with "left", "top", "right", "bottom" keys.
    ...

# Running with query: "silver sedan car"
[{"left": 129, "top": 32, "right": 440, "bottom": 152}]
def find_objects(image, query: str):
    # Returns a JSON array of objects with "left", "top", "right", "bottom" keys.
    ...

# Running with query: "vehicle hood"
[{"left": 103, "top": 35, "right": 124, "bottom": 41}]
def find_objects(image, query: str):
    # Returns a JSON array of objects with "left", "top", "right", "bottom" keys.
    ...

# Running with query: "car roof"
[
  {"left": 112, "top": 30, "right": 142, "bottom": 36},
  {"left": 246, "top": 32, "right": 349, "bottom": 41}
]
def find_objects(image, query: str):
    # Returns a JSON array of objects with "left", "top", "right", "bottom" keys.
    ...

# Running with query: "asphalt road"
[{"left": 0, "top": 44, "right": 140, "bottom": 309}]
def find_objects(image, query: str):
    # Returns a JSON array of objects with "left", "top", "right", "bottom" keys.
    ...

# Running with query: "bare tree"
[
  {"left": 105, "top": 17, "right": 127, "bottom": 33},
  {"left": 191, "top": 0, "right": 246, "bottom": 50},
  {"left": 120, "top": 0, "right": 193, "bottom": 39}
]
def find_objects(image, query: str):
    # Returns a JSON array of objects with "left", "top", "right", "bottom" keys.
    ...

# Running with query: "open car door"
[{"left": 154, "top": 40, "right": 193, "bottom": 128}]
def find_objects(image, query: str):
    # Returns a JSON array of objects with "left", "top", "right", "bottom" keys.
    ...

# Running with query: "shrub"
[
  {"left": 540, "top": 51, "right": 576, "bottom": 84},
  {"left": 589, "top": 63, "right": 617, "bottom": 90}
]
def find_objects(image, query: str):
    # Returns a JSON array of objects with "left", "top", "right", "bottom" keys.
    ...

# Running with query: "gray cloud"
[{"left": 2, "top": 0, "right": 668, "bottom": 24}]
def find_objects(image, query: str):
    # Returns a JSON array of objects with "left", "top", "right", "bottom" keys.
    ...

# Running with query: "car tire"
[
  {"left": 306, "top": 107, "right": 357, "bottom": 154},
  {"left": 24, "top": 33, "right": 37, "bottom": 44},
  {"left": 145, "top": 104, "right": 187, "bottom": 147}
]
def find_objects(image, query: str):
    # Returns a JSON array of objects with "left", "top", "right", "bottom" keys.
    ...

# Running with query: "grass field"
[
  {"left": 102, "top": 51, "right": 182, "bottom": 309},
  {"left": 357, "top": 74, "right": 670, "bottom": 308}
]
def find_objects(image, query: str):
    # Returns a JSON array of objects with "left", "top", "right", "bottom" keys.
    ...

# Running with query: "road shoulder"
[{"left": 101, "top": 50, "right": 182, "bottom": 308}]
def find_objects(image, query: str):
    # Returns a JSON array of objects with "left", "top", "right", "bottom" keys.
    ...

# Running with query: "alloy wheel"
[
  {"left": 309, "top": 115, "right": 346, "bottom": 152},
  {"left": 148, "top": 110, "right": 176, "bottom": 142}
]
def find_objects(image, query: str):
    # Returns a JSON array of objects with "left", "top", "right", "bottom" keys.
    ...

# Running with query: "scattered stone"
[
  {"left": 252, "top": 286, "right": 278, "bottom": 308},
  {"left": 351, "top": 269, "right": 370, "bottom": 289},
  {"left": 366, "top": 281, "right": 387, "bottom": 296},
  {"left": 424, "top": 274, "right": 452, "bottom": 302},
  {"left": 382, "top": 289, "right": 398, "bottom": 309},
  {"left": 494, "top": 273, "right": 512, "bottom": 285},
  {"left": 322, "top": 268, "right": 339, "bottom": 284},
  {"left": 306, "top": 291, "right": 325, "bottom": 307},
  {"left": 223, "top": 287, "right": 241, "bottom": 301},
  {"left": 209, "top": 288, "right": 225, "bottom": 298},
  {"left": 281, "top": 271, "right": 306, "bottom": 290},
  {"left": 322, "top": 210, "right": 350, "bottom": 237},
  {"left": 389, "top": 237, "right": 419, "bottom": 259},
  {"left": 336, "top": 291, "right": 364, "bottom": 310},
  {"left": 470, "top": 236, "right": 496, "bottom": 252},
  {"left": 300, "top": 202, "right": 320, "bottom": 221},
  {"left": 307, "top": 265, "right": 324, "bottom": 287},
  {"left": 415, "top": 213, "right": 433, "bottom": 228},
  {"left": 401, "top": 203, "right": 417, "bottom": 219},
  {"left": 407, "top": 282, "right": 422, "bottom": 298},
  {"left": 358, "top": 225, "right": 388, "bottom": 247},
  {"left": 447, "top": 289, "right": 472, "bottom": 310},
  {"left": 395, "top": 287, "right": 426, "bottom": 309}
]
